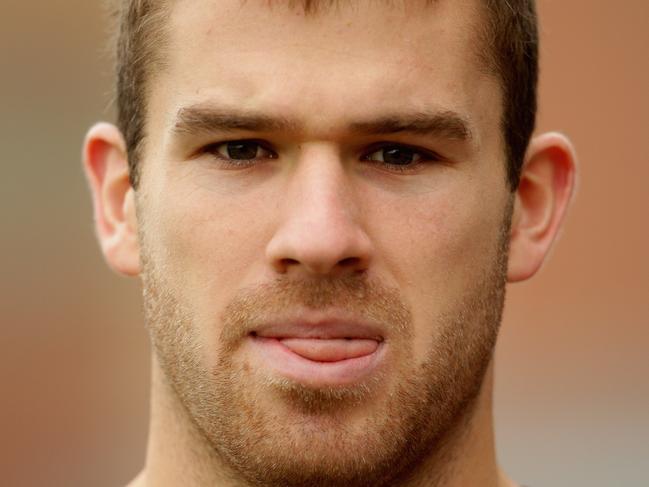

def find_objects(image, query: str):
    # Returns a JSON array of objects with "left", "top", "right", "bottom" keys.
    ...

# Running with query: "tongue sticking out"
[{"left": 279, "top": 338, "right": 379, "bottom": 362}]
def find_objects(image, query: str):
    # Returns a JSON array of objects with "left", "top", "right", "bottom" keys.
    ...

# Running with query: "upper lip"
[{"left": 251, "top": 310, "right": 385, "bottom": 342}]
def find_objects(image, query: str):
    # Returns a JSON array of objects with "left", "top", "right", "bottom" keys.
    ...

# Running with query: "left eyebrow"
[
  {"left": 173, "top": 106, "right": 300, "bottom": 135},
  {"left": 349, "top": 111, "right": 473, "bottom": 141}
]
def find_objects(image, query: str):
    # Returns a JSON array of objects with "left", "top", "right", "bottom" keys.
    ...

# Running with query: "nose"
[{"left": 265, "top": 149, "right": 373, "bottom": 277}]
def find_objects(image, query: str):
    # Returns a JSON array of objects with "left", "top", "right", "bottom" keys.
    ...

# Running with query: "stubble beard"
[{"left": 141, "top": 216, "right": 510, "bottom": 487}]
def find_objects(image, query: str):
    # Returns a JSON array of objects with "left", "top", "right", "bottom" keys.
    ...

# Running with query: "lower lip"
[{"left": 248, "top": 336, "right": 386, "bottom": 387}]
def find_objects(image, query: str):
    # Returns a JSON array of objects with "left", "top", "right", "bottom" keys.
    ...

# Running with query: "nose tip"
[{"left": 266, "top": 219, "right": 373, "bottom": 277}]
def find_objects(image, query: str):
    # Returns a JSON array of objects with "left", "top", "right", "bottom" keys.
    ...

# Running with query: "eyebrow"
[
  {"left": 173, "top": 106, "right": 472, "bottom": 141},
  {"left": 173, "top": 106, "right": 299, "bottom": 135},
  {"left": 349, "top": 111, "right": 472, "bottom": 141}
]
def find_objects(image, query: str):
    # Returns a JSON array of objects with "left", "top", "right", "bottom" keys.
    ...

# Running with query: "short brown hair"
[{"left": 112, "top": 0, "right": 538, "bottom": 190}]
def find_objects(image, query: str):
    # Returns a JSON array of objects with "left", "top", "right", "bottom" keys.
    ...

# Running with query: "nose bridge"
[
  {"left": 266, "top": 145, "right": 372, "bottom": 276},
  {"left": 291, "top": 146, "right": 351, "bottom": 225}
]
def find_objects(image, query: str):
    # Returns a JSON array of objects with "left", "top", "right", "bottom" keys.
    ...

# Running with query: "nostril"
[
  {"left": 339, "top": 257, "right": 360, "bottom": 267},
  {"left": 278, "top": 258, "right": 300, "bottom": 271}
]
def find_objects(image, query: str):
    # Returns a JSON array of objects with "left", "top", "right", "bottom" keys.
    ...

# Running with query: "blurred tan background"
[{"left": 1, "top": 1, "right": 647, "bottom": 486}]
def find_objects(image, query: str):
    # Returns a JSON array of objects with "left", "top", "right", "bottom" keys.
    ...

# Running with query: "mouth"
[
  {"left": 265, "top": 336, "right": 380, "bottom": 362},
  {"left": 246, "top": 316, "right": 387, "bottom": 387}
]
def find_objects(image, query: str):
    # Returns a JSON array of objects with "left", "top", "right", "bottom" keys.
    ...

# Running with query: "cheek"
[
  {"left": 368, "top": 183, "right": 506, "bottom": 352},
  {"left": 144, "top": 179, "right": 278, "bottom": 348}
]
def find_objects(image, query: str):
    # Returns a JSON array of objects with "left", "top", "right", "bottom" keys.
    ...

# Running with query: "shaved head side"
[
  {"left": 482, "top": 0, "right": 539, "bottom": 189},
  {"left": 108, "top": 0, "right": 172, "bottom": 188},
  {"left": 109, "top": 0, "right": 537, "bottom": 190}
]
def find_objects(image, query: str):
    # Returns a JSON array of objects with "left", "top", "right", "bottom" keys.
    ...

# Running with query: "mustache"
[{"left": 218, "top": 273, "right": 413, "bottom": 347}]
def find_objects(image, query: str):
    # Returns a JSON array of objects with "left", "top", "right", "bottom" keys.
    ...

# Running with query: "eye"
[
  {"left": 203, "top": 139, "right": 276, "bottom": 165},
  {"left": 362, "top": 144, "right": 440, "bottom": 171}
]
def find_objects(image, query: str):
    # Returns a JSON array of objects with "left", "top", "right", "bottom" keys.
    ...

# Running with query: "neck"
[{"left": 132, "top": 357, "right": 515, "bottom": 487}]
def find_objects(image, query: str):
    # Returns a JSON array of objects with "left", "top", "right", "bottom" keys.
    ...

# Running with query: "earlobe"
[
  {"left": 507, "top": 132, "right": 577, "bottom": 282},
  {"left": 83, "top": 122, "right": 141, "bottom": 277}
]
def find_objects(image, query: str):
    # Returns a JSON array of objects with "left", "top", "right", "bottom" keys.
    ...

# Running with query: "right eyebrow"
[
  {"left": 172, "top": 106, "right": 300, "bottom": 135},
  {"left": 349, "top": 111, "right": 473, "bottom": 141}
]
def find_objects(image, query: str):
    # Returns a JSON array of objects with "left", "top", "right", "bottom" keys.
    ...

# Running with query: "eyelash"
[
  {"left": 200, "top": 139, "right": 443, "bottom": 172},
  {"left": 201, "top": 139, "right": 277, "bottom": 168},
  {"left": 361, "top": 142, "right": 443, "bottom": 173}
]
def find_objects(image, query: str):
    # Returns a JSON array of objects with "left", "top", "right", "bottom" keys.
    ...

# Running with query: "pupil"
[
  {"left": 227, "top": 141, "right": 258, "bottom": 160},
  {"left": 383, "top": 147, "right": 413, "bottom": 165}
]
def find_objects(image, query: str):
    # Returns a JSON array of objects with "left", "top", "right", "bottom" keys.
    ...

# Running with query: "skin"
[{"left": 83, "top": 0, "right": 576, "bottom": 485}]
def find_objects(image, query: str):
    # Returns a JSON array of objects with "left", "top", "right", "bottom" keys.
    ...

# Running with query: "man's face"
[{"left": 138, "top": 0, "right": 511, "bottom": 485}]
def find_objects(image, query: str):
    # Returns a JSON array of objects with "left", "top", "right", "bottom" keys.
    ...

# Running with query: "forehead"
[{"left": 150, "top": 0, "right": 499, "bottom": 143}]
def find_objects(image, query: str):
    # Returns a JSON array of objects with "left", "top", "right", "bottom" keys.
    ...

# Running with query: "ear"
[
  {"left": 83, "top": 122, "right": 141, "bottom": 277},
  {"left": 507, "top": 132, "right": 577, "bottom": 282}
]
